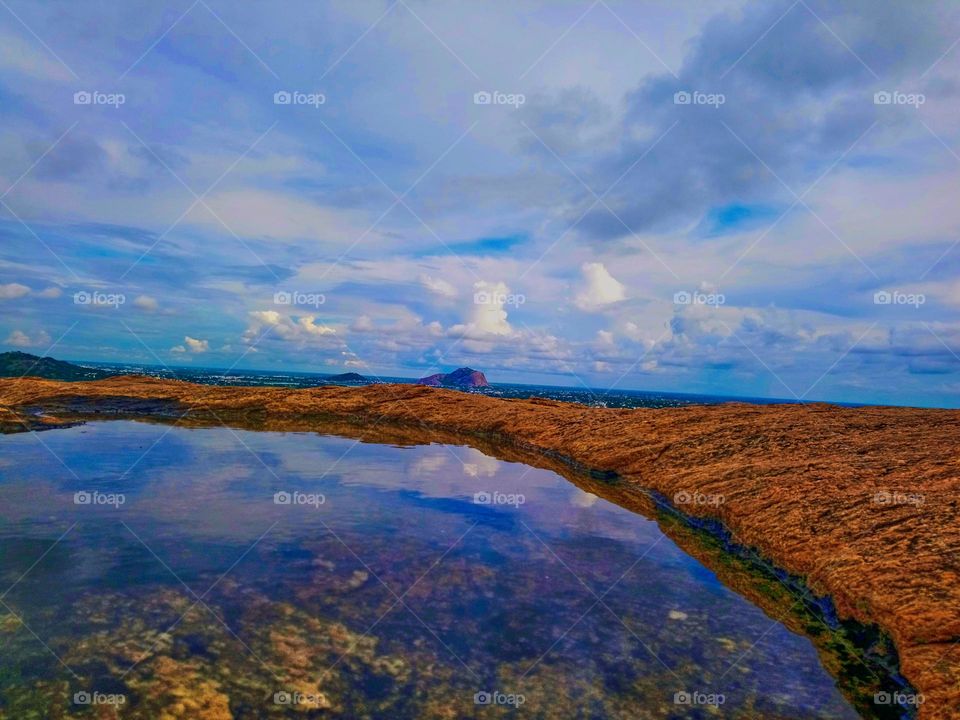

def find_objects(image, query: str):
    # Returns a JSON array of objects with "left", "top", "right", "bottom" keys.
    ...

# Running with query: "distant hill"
[
  {"left": 326, "top": 372, "right": 367, "bottom": 382},
  {"left": 0, "top": 351, "right": 113, "bottom": 381},
  {"left": 416, "top": 367, "right": 490, "bottom": 388}
]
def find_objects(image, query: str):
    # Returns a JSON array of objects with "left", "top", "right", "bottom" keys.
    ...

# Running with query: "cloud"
[
  {"left": 351, "top": 315, "right": 375, "bottom": 332},
  {"left": 5, "top": 329, "right": 50, "bottom": 348},
  {"left": 0, "top": 284, "right": 61, "bottom": 300},
  {"left": 575, "top": 262, "right": 627, "bottom": 310},
  {"left": 198, "top": 190, "right": 376, "bottom": 245},
  {"left": 558, "top": 0, "right": 960, "bottom": 240},
  {"left": 298, "top": 316, "right": 336, "bottom": 337},
  {"left": 0, "top": 283, "right": 30, "bottom": 299},
  {"left": 185, "top": 336, "right": 209, "bottom": 353},
  {"left": 133, "top": 295, "right": 159, "bottom": 311},
  {"left": 461, "top": 448, "right": 500, "bottom": 477},
  {"left": 243, "top": 310, "right": 337, "bottom": 345},
  {"left": 419, "top": 274, "right": 457, "bottom": 299},
  {"left": 449, "top": 281, "right": 514, "bottom": 342},
  {"left": 0, "top": 31, "right": 75, "bottom": 82},
  {"left": 172, "top": 336, "right": 209, "bottom": 354}
]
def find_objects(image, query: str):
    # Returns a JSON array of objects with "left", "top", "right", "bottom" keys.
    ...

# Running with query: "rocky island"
[{"left": 0, "top": 375, "right": 957, "bottom": 718}]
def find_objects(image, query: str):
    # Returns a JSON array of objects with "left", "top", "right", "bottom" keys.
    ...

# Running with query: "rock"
[{"left": 416, "top": 367, "right": 490, "bottom": 388}]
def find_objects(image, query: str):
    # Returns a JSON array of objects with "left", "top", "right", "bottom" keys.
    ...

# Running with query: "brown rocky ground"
[{"left": 1, "top": 375, "right": 958, "bottom": 718}]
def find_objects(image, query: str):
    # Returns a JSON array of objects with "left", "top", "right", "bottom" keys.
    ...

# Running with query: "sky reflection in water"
[{"left": 0, "top": 421, "right": 859, "bottom": 718}]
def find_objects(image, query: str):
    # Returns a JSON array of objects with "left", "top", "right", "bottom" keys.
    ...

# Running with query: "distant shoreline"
[
  {"left": 0, "top": 375, "right": 956, "bottom": 718},
  {"left": 77, "top": 359, "right": 837, "bottom": 408}
]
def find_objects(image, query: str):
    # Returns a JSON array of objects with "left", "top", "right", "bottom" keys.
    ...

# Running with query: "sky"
[{"left": 1, "top": 0, "right": 960, "bottom": 407}]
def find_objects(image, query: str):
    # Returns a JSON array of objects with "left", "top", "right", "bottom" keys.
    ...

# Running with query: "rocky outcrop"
[{"left": 416, "top": 367, "right": 489, "bottom": 387}]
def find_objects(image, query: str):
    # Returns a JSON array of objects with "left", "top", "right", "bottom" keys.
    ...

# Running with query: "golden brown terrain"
[{"left": 1, "top": 375, "right": 958, "bottom": 718}]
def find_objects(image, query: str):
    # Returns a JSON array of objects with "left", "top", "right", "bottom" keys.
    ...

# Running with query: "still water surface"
[{"left": 0, "top": 421, "right": 860, "bottom": 718}]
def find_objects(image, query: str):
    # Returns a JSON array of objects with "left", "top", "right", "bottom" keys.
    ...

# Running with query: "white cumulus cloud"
[
  {"left": 575, "top": 262, "right": 627, "bottom": 311},
  {"left": 5, "top": 329, "right": 50, "bottom": 347},
  {"left": 449, "top": 281, "right": 514, "bottom": 342},
  {"left": 172, "top": 336, "right": 209, "bottom": 354}
]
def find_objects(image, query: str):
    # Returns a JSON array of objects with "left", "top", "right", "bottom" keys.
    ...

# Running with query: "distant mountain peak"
[
  {"left": 0, "top": 351, "right": 112, "bottom": 381},
  {"left": 416, "top": 367, "right": 490, "bottom": 388}
]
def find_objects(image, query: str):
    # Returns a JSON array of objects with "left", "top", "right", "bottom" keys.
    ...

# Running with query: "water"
[
  {"left": 85, "top": 361, "right": 799, "bottom": 409},
  {"left": 0, "top": 421, "right": 863, "bottom": 718}
]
